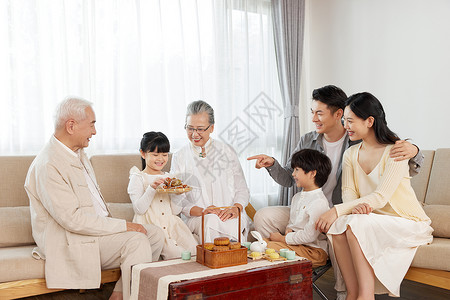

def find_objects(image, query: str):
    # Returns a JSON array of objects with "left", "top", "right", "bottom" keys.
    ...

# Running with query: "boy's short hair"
[{"left": 291, "top": 149, "right": 332, "bottom": 188}]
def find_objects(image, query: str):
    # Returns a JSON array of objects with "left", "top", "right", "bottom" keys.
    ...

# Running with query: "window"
[{"left": 0, "top": 0, "right": 283, "bottom": 208}]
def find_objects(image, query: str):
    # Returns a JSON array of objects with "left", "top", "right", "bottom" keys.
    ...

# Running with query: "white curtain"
[
  {"left": 0, "top": 0, "right": 283, "bottom": 209},
  {"left": 271, "top": 0, "right": 305, "bottom": 205}
]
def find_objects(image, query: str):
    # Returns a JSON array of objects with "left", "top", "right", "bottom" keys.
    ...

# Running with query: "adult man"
[
  {"left": 25, "top": 97, "right": 164, "bottom": 300},
  {"left": 247, "top": 85, "right": 423, "bottom": 298}
]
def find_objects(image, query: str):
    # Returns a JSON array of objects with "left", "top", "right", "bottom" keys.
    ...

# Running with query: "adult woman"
[
  {"left": 316, "top": 92, "right": 433, "bottom": 299},
  {"left": 171, "top": 100, "right": 250, "bottom": 243}
]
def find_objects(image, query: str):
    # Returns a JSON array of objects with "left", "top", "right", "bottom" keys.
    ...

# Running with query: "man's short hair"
[
  {"left": 291, "top": 149, "right": 332, "bottom": 188},
  {"left": 312, "top": 85, "right": 347, "bottom": 113},
  {"left": 54, "top": 97, "right": 93, "bottom": 130}
]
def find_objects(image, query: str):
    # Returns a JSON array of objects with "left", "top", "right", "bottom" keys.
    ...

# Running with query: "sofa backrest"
[
  {"left": 0, "top": 156, "right": 35, "bottom": 207},
  {"left": 90, "top": 153, "right": 172, "bottom": 203},
  {"left": 410, "top": 150, "right": 435, "bottom": 204},
  {"left": 0, "top": 153, "right": 173, "bottom": 208},
  {"left": 423, "top": 148, "right": 450, "bottom": 205},
  {"left": 0, "top": 156, "right": 35, "bottom": 246}
]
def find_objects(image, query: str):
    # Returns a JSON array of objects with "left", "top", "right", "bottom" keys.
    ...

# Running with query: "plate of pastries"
[
  {"left": 248, "top": 248, "right": 287, "bottom": 262},
  {"left": 156, "top": 177, "right": 192, "bottom": 193}
]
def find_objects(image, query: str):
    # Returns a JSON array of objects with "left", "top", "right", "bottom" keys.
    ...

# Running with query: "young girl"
[
  {"left": 315, "top": 93, "right": 433, "bottom": 299},
  {"left": 127, "top": 132, "right": 197, "bottom": 259}
]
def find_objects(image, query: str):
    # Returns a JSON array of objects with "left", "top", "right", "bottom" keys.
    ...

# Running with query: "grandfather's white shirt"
[{"left": 285, "top": 188, "right": 329, "bottom": 253}]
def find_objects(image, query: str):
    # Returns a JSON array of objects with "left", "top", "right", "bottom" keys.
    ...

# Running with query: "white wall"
[{"left": 304, "top": 0, "right": 450, "bottom": 150}]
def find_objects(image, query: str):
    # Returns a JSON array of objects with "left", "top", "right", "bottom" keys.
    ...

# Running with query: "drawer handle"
[
  {"left": 289, "top": 273, "right": 303, "bottom": 284},
  {"left": 186, "top": 294, "right": 203, "bottom": 300}
]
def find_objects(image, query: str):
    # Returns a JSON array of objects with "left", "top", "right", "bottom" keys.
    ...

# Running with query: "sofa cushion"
[
  {"left": 423, "top": 205, "right": 450, "bottom": 238},
  {"left": 90, "top": 154, "right": 141, "bottom": 204},
  {"left": 0, "top": 206, "right": 34, "bottom": 247},
  {"left": 411, "top": 238, "right": 450, "bottom": 271},
  {"left": 424, "top": 148, "right": 450, "bottom": 205},
  {"left": 108, "top": 203, "right": 134, "bottom": 222},
  {"left": 0, "top": 156, "right": 35, "bottom": 207},
  {"left": 90, "top": 154, "right": 171, "bottom": 204},
  {"left": 0, "top": 245, "right": 45, "bottom": 282}
]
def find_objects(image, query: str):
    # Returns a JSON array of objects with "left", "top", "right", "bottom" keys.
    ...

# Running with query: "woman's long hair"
[
  {"left": 345, "top": 92, "right": 399, "bottom": 144},
  {"left": 140, "top": 132, "right": 170, "bottom": 170}
]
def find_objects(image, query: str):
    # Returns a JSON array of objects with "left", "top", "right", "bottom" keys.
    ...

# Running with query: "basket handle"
[{"left": 201, "top": 206, "right": 242, "bottom": 248}]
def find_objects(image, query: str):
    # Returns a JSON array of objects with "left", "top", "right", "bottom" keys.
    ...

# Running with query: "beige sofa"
[
  {"left": 0, "top": 150, "right": 448, "bottom": 299},
  {"left": 407, "top": 149, "right": 450, "bottom": 289},
  {"left": 0, "top": 154, "right": 157, "bottom": 299}
]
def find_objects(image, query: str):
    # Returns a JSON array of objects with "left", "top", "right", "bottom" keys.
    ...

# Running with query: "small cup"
[
  {"left": 242, "top": 241, "right": 252, "bottom": 250},
  {"left": 286, "top": 250, "right": 296, "bottom": 260},
  {"left": 181, "top": 250, "right": 191, "bottom": 260},
  {"left": 279, "top": 248, "right": 289, "bottom": 258}
]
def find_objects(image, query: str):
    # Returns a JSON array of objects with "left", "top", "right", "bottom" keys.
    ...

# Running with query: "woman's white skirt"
[{"left": 327, "top": 213, "right": 433, "bottom": 297}]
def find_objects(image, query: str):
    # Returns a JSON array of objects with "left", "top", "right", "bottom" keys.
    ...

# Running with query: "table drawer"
[{"left": 169, "top": 260, "right": 312, "bottom": 299}]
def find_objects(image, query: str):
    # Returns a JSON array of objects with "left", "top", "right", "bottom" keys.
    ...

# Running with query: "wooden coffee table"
[{"left": 131, "top": 257, "right": 312, "bottom": 300}]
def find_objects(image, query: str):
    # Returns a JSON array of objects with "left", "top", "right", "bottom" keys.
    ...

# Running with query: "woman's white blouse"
[{"left": 170, "top": 138, "right": 250, "bottom": 216}]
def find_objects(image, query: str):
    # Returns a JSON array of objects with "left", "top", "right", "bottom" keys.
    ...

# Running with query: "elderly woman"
[{"left": 171, "top": 100, "right": 250, "bottom": 243}]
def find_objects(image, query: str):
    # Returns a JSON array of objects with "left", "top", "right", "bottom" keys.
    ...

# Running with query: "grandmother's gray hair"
[
  {"left": 185, "top": 100, "right": 215, "bottom": 125},
  {"left": 54, "top": 97, "right": 93, "bottom": 130}
]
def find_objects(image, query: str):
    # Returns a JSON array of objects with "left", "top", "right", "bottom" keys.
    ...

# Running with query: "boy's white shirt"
[{"left": 285, "top": 188, "right": 330, "bottom": 253}]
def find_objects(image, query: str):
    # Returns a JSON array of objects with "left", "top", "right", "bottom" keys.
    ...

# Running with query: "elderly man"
[{"left": 25, "top": 97, "right": 164, "bottom": 300}]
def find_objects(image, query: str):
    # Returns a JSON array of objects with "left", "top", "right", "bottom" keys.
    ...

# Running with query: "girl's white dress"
[
  {"left": 328, "top": 144, "right": 433, "bottom": 297},
  {"left": 127, "top": 167, "right": 198, "bottom": 259}
]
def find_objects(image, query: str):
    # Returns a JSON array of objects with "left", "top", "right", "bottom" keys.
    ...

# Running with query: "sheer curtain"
[
  {"left": 271, "top": 0, "right": 305, "bottom": 205},
  {"left": 0, "top": 0, "right": 283, "bottom": 209}
]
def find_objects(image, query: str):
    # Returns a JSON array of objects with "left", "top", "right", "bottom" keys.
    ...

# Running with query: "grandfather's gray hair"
[
  {"left": 185, "top": 100, "right": 215, "bottom": 124},
  {"left": 54, "top": 97, "right": 93, "bottom": 130}
]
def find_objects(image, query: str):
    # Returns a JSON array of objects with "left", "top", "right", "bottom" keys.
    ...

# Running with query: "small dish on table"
[{"left": 156, "top": 177, "right": 192, "bottom": 194}]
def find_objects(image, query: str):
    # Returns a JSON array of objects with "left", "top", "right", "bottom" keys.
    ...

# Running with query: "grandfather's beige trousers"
[
  {"left": 254, "top": 206, "right": 345, "bottom": 291},
  {"left": 99, "top": 224, "right": 165, "bottom": 300}
]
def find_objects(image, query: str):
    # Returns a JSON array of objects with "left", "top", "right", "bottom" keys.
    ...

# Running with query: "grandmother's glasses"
[{"left": 184, "top": 124, "right": 211, "bottom": 134}]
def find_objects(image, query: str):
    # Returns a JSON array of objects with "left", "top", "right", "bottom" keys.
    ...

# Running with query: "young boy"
[{"left": 267, "top": 149, "right": 331, "bottom": 267}]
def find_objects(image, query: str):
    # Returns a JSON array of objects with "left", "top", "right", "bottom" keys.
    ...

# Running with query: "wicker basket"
[{"left": 196, "top": 206, "right": 248, "bottom": 268}]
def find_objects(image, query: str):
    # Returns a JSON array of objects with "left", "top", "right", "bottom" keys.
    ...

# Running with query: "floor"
[
  {"left": 19, "top": 268, "right": 450, "bottom": 300},
  {"left": 313, "top": 268, "right": 450, "bottom": 300},
  {"left": 20, "top": 283, "right": 115, "bottom": 300}
]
